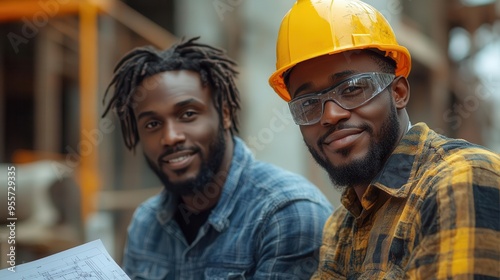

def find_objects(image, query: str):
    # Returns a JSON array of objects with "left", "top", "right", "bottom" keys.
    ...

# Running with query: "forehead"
[
  {"left": 287, "top": 51, "right": 381, "bottom": 97},
  {"left": 132, "top": 70, "right": 214, "bottom": 116},
  {"left": 137, "top": 70, "right": 211, "bottom": 103},
  {"left": 141, "top": 70, "right": 204, "bottom": 94}
]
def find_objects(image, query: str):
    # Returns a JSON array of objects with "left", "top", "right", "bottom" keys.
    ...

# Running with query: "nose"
[
  {"left": 160, "top": 122, "right": 185, "bottom": 146},
  {"left": 319, "top": 100, "right": 351, "bottom": 126}
]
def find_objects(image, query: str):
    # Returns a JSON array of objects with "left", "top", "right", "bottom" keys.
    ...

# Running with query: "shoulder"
[
  {"left": 426, "top": 128, "right": 499, "bottom": 167},
  {"left": 128, "top": 192, "right": 164, "bottom": 229},
  {"left": 417, "top": 134, "right": 500, "bottom": 204},
  {"left": 241, "top": 159, "right": 333, "bottom": 210},
  {"left": 227, "top": 152, "right": 333, "bottom": 228},
  {"left": 415, "top": 133, "right": 500, "bottom": 230},
  {"left": 416, "top": 128, "right": 500, "bottom": 184}
]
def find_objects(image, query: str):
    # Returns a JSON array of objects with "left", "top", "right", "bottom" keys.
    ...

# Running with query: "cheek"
[
  {"left": 356, "top": 99, "right": 391, "bottom": 131},
  {"left": 184, "top": 122, "right": 221, "bottom": 155},
  {"left": 198, "top": 125, "right": 218, "bottom": 140},
  {"left": 299, "top": 126, "right": 319, "bottom": 147},
  {"left": 198, "top": 114, "right": 223, "bottom": 138},
  {"left": 139, "top": 133, "right": 161, "bottom": 158}
]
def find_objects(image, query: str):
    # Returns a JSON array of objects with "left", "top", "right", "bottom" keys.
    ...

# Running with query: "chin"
[{"left": 326, "top": 146, "right": 364, "bottom": 166}]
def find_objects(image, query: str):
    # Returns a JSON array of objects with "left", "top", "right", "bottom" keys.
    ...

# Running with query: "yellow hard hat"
[{"left": 269, "top": 0, "right": 411, "bottom": 101}]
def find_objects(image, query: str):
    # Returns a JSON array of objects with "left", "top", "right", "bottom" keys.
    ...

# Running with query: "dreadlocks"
[{"left": 102, "top": 36, "right": 241, "bottom": 150}]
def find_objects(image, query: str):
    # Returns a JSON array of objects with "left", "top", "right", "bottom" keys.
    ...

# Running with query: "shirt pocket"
[{"left": 204, "top": 268, "right": 247, "bottom": 279}]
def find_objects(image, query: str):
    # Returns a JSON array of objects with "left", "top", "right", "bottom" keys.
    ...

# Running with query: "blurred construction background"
[{"left": 0, "top": 0, "right": 499, "bottom": 268}]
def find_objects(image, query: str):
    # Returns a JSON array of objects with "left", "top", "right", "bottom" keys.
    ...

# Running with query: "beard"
[
  {"left": 306, "top": 102, "right": 400, "bottom": 191},
  {"left": 145, "top": 125, "right": 227, "bottom": 197}
]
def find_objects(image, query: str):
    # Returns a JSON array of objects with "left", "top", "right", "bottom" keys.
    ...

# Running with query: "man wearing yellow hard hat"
[{"left": 269, "top": 0, "right": 500, "bottom": 278}]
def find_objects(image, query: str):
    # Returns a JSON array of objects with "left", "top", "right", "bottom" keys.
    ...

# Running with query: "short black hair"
[
  {"left": 366, "top": 49, "right": 397, "bottom": 74},
  {"left": 102, "top": 37, "right": 241, "bottom": 150}
]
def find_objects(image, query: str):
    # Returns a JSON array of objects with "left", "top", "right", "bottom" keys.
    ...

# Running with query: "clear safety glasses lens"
[{"left": 288, "top": 72, "right": 395, "bottom": 125}]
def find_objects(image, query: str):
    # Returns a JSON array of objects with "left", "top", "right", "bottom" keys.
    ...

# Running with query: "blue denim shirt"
[{"left": 123, "top": 137, "right": 333, "bottom": 279}]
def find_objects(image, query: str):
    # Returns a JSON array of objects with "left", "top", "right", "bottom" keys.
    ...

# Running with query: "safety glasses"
[{"left": 288, "top": 72, "right": 396, "bottom": 125}]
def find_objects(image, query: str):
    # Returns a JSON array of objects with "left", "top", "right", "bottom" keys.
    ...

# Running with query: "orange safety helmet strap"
[{"left": 269, "top": 0, "right": 411, "bottom": 102}]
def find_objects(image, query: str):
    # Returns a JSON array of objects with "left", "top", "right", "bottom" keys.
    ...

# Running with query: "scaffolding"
[{"left": 0, "top": 0, "right": 176, "bottom": 223}]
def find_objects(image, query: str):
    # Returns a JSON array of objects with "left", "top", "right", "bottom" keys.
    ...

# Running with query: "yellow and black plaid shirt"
[{"left": 312, "top": 122, "right": 500, "bottom": 279}]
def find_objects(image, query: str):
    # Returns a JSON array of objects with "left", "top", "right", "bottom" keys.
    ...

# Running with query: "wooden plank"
[
  {"left": 0, "top": 0, "right": 81, "bottom": 22},
  {"left": 79, "top": 0, "right": 99, "bottom": 222},
  {"left": 98, "top": 0, "right": 177, "bottom": 49}
]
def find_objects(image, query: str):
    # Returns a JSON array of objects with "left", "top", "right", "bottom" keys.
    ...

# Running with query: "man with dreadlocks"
[{"left": 102, "top": 37, "right": 333, "bottom": 279}]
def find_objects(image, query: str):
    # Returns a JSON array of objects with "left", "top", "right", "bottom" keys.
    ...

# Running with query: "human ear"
[
  {"left": 222, "top": 103, "right": 232, "bottom": 130},
  {"left": 391, "top": 76, "right": 410, "bottom": 109}
]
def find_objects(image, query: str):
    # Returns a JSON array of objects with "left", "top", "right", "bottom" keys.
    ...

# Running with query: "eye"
[
  {"left": 180, "top": 110, "right": 198, "bottom": 120},
  {"left": 145, "top": 120, "right": 161, "bottom": 129},
  {"left": 341, "top": 86, "right": 363, "bottom": 95},
  {"left": 301, "top": 98, "right": 321, "bottom": 107},
  {"left": 340, "top": 78, "right": 370, "bottom": 96}
]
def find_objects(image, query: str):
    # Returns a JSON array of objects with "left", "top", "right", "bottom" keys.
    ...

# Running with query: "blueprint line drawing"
[{"left": 0, "top": 239, "right": 130, "bottom": 280}]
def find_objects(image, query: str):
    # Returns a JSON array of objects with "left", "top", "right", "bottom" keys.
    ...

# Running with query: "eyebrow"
[
  {"left": 174, "top": 98, "right": 200, "bottom": 108},
  {"left": 292, "top": 70, "right": 358, "bottom": 98},
  {"left": 136, "top": 98, "right": 201, "bottom": 121},
  {"left": 136, "top": 111, "right": 155, "bottom": 122}
]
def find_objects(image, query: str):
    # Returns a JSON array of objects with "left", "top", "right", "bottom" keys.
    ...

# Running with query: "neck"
[
  {"left": 180, "top": 189, "right": 222, "bottom": 213},
  {"left": 352, "top": 185, "right": 368, "bottom": 202},
  {"left": 353, "top": 113, "right": 410, "bottom": 202}
]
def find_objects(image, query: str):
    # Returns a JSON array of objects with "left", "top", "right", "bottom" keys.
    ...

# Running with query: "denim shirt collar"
[
  {"left": 208, "top": 137, "right": 251, "bottom": 232},
  {"left": 156, "top": 137, "right": 253, "bottom": 232}
]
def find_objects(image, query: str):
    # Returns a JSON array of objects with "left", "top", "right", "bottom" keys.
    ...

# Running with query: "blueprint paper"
[{"left": 0, "top": 239, "right": 130, "bottom": 279}]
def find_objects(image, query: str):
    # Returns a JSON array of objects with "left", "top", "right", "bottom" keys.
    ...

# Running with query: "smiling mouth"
[
  {"left": 160, "top": 150, "right": 197, "bottom": 171},
  {"left": 167, "top": 154, "right": 191, "bottom": 163},
  {"left": 322, "top": 128, "right": 366, "bottom": 151},
  {"left": 324, "top": 128, "right": 362, "bottom": 143},
  {"left": 161, "top": 149, "right": 195, "bottom": 162}
]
